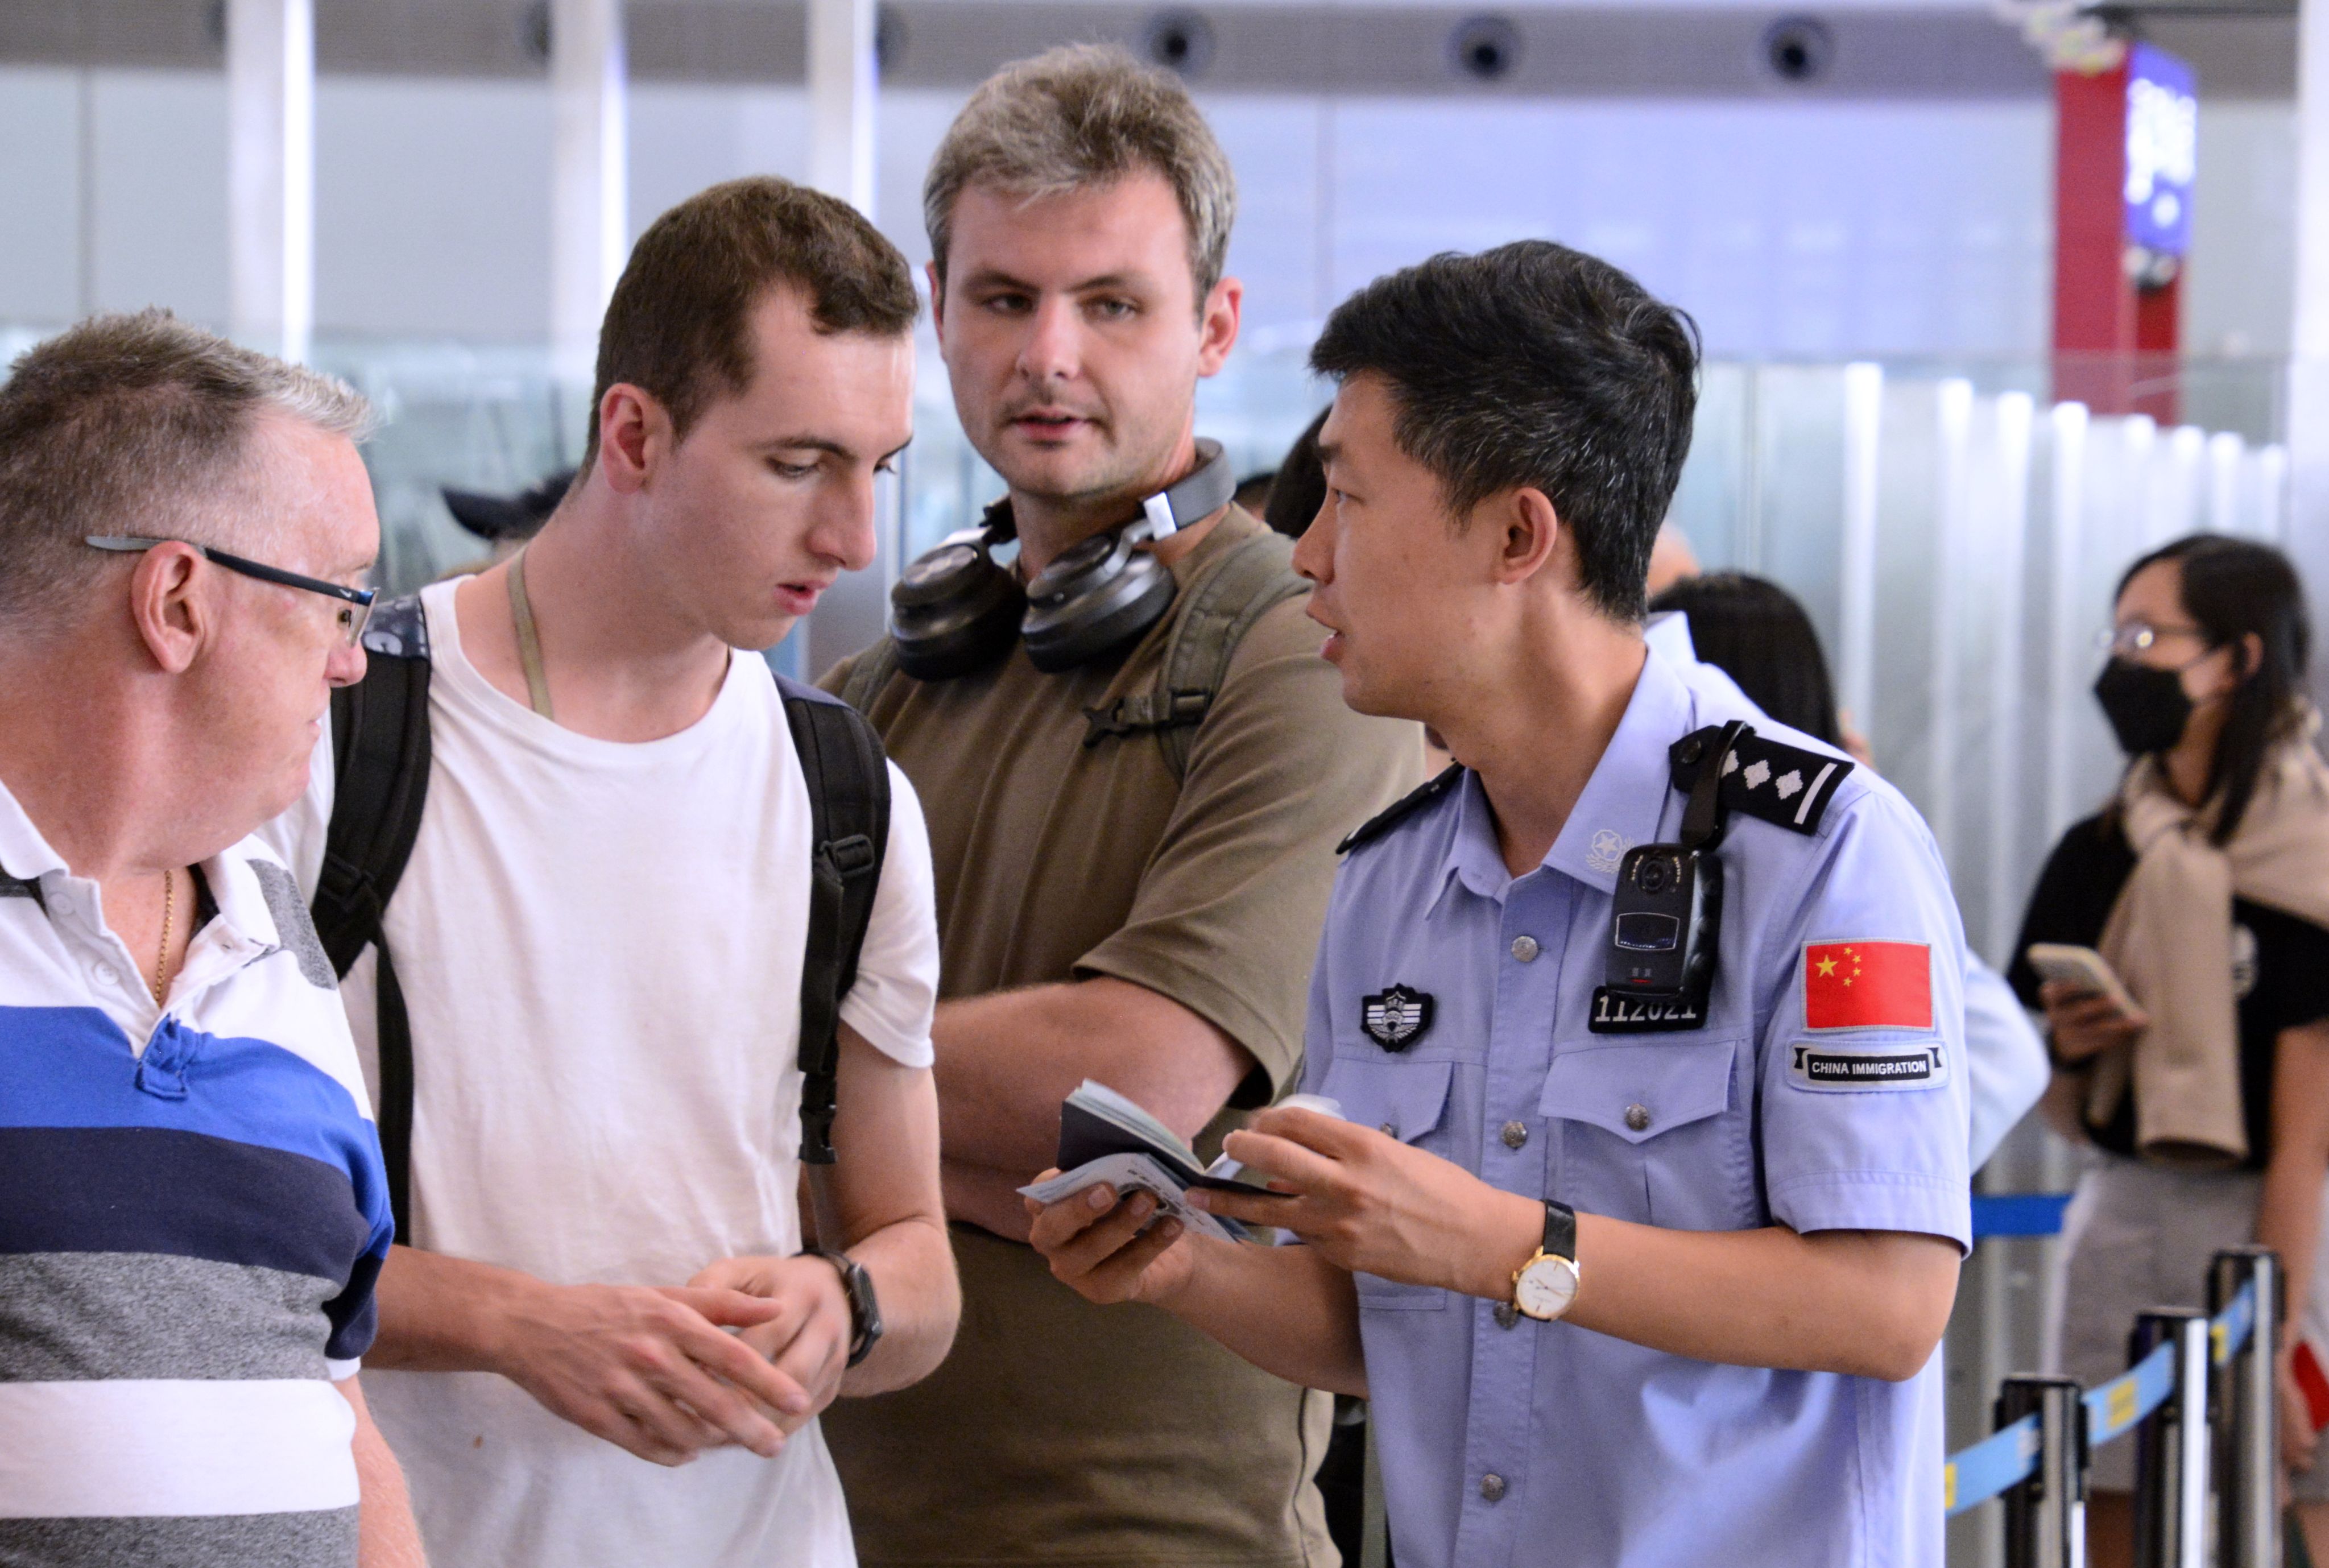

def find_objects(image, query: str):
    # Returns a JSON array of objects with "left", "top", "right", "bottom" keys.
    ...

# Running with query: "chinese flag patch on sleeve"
[{"left": 1805, "top": 941, "right": 1933, "bottom": 1031}]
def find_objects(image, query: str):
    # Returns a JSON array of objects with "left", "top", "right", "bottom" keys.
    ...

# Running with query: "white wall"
[{"left": 0, "top": 64, "right": 2297, "bottom": 363}]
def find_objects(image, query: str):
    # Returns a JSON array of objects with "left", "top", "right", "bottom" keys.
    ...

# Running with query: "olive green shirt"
[{"left": 818, "top": 507, "right": 1423, "bottom": 1566}]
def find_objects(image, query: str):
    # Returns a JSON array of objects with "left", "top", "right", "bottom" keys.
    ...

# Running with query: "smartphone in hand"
[{"left": 2025, "top": 942, "right": 2141, "bottom": 1016}]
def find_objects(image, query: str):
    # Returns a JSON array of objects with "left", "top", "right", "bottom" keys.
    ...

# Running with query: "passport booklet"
[{"left": 1017, "top": 1081, "right": 1343, "bottom": 1246}]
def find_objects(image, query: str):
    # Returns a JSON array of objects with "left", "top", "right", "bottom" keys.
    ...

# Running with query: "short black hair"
[
  {"left": 1647, "top": 572, "right": 1841, "bottom": 746},
  {"left": 1261, "top": 406, "right": 1330, "bottom": 540},
  {"left": 2116, "top": 534, "right": 2311, "bottom": 844},
  {"left": 1309, "top": 241, "right": 1699, "bottom": 620}
]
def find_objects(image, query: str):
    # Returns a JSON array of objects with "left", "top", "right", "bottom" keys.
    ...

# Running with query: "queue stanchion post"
[
  {"left": 1997, "top": 1376, "right": 2086, "bottom": 1568},
  {"left": 2130, "top": 1308, "right": 2213, "bottom": 1568},
  {"left": 2208, "top": 1247, "right": 2278, "bottom": 1568}
]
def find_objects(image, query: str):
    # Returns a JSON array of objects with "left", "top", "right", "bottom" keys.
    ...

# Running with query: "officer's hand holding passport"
[{"left": 1027, "top": 1103, "right": 1542, "bottom": 1308}]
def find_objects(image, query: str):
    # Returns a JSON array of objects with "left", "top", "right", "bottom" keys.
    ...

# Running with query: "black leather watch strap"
[
  {"left": 1542, "top": 1200, "right": 1577, "bottom": 1264},
  {"left": 804, "top": 1248, "right": 883, "bottom": 1368}
]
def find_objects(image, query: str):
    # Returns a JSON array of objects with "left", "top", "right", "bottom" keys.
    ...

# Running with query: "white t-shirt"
[{"left": 262, "top": 578, "right": 940, "bottom": 1568}]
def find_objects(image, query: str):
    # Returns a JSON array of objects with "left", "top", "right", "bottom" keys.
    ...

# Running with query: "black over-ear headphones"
[{"left": 890, "top": 440, "right": 1236, "bottom": 680}]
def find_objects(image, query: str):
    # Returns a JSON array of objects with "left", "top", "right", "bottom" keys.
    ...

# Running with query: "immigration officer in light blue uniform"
[{"left": 1028, "top": 239, "right": 1972, "bottom": 1567}]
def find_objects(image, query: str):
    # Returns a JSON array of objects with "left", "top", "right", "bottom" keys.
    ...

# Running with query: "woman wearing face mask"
[{"left": 2008, "top": 534, "right": 2329, "bottom": 1565}]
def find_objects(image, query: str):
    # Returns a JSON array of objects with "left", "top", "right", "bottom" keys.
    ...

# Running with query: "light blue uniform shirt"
[{"left": 1300, "top": 645, "right": 1971, "bottom": 1568}]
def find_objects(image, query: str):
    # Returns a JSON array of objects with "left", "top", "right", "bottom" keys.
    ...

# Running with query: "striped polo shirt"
[{"left": 0, "top": 779, "right": 393, "bottom": 1568}]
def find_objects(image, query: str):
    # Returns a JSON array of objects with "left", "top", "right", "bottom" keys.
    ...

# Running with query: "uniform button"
[
  {"left": 1480, "top": 1473, "right": 1508, "bottom": 1503},
  {"left": 1510, "top": 935, "right": 1540, "bottom": 963},
  {"left": 90, "top": 962, "right": 119, "bottom": 987},
  {"left": 1500, "top": 1119, "right": 1529, "bottom": 1149},
  {"left": 1494, "top": 1301, "right": 1519, "bottom": 1330},
  {"left": 1624, "top": 1103, "right": 1652, "bottom": 1132},
  {"left": 1379, "top": 1122, "right": 1399, "bottom": 1139}
]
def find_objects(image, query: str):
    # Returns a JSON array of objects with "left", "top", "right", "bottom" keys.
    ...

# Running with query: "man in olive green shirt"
[{"left": 820, "top": 44, "right": 1421, "bottom": 1568}]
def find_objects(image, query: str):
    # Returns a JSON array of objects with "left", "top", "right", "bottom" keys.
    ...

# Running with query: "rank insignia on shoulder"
[
  {"left": 1666, "top": 725, "right": 1852, "bottom": 836},
  {"left": 1588, "top": 986, "right": 1709, "bottom": 1034},
  {"left": 1362, "top": 984, "right": 1434, "bottom": 1051}
]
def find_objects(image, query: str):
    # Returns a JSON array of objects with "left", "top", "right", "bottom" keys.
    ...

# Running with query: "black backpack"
[{"left": 309, "top": 594, "right": 890, "bottom": 1240}]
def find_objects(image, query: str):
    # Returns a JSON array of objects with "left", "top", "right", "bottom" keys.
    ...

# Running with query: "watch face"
[{"left": 1515, "top": 1255, "right": 1579, "bottom": 1321}]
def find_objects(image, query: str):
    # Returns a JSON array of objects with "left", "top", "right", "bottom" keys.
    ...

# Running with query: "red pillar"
[{"left": 2053, "top": 61, "right": 2182, "bottom": 421}]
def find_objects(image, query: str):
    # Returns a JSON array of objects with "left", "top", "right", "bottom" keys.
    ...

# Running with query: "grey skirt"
[{"left": 2050, "top": 1155, "right": 2329, "bottom": 1496}]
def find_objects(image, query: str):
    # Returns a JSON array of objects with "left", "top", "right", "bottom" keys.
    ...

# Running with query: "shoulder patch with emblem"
[
  {"left": 1338, "top": 764, "right": 1464, "bottom": 856},
  {"left": 1804, "top": 940, "right": 1932, "bottom": 1031},
  {"left": 1668, "top": 725, "right": 1852, "bottom": 836},
  {"left": 1361, "top": 984, "right": 1434, "bottom": 1052}
]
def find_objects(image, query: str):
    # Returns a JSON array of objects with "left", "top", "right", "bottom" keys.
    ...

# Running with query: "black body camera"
[
  {"left": 1607, "top": 843, "right": 1722, "bottom": 999},
  {"left": 1590, "top": 720, "right": 1749, "bottom": 1034}
]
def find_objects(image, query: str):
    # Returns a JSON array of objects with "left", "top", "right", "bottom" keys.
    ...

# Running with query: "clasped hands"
[
  {"left": 500, "top": 1253, "right": 854, "bottom": 1468},
  {"left": 1028, "top": 1105, "right": 1536, "bottom": 1306}
]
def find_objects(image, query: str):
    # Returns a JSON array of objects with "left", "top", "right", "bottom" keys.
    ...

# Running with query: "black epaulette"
[
  {"left": 1338, "top": 764, "right": 1465, "bottom": 856},
  {"left": 1668, "top": 725, "right": 1853, "bottom": 837}
]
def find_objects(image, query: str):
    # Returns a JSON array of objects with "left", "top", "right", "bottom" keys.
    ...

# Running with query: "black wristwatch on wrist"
[{"left": 804, "top": 1248, "right": 883, "bottom": 1368}]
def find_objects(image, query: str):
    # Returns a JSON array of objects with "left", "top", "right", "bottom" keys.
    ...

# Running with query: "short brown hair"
[
  {"left": 924, "top": 44, "right": 1237, "bottom": 301},
  {"left": 585, "top": 177, "right": 919, "bottom": 464},
  {"left": 0, "top": 309, "right": 371, "bottom": 634}
]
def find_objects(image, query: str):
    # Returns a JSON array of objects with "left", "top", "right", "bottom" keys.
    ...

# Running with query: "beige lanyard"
[{"left": 506, "top": 548, "right": 556, "bottom": 721}]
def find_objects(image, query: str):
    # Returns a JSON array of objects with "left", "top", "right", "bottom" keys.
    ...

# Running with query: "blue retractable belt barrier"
[
  {"left": 2212, "top": 1278, "right": 2256, "bottom": 1367},
  {"left": 2082, "top": 1338, "right": 2179, "bottom": 1449},
  {"left": 1970, "top": 1193, "right": 2072, "bottom": 1239},
  {"left": 1940, "top": 1278, "right": 2259, "bottom": 1516},
  {"left": 1943, "top": 1413, "right": 2041, "bottom": 1515}
]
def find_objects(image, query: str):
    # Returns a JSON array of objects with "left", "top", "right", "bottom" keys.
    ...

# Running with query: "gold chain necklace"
[{"left": 150, "top": 868, "right": 175, "bottom": 1007}]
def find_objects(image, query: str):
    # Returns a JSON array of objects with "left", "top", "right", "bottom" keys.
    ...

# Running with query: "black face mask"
[{"left": 2093, "top": 657, "right": 2194, "bottom": 756}]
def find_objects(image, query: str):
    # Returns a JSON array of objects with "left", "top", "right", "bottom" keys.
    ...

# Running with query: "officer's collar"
[{"left": 1433, "top": 644, "right": 1695, "bottom": 905}]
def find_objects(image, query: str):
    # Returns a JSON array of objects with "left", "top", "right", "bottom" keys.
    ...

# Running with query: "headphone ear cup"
[
  {"left": 1021, "top": 535, "right": 1178, "bottom": 673},
  {"left": 891, "top": 538, "right": 1027, "bottom": 681}
]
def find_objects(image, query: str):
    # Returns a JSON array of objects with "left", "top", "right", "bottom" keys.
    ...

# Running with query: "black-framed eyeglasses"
[{"left": 85, "top": 535, "right": 377, "bottom": 647}]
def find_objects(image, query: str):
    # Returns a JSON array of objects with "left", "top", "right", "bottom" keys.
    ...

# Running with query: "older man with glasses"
[
  {"left": 84, "top": 536, "right": 379, "bottom": 646},
  {"left": 0, "top": 311, "right": 425, "bottom": 1568}
]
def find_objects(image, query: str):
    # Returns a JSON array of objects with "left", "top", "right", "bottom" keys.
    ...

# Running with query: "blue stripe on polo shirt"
[
  {"left": 0, "top": 1006, "right": 392, "bottom": 1286},
  {"left": 0, "top": 1005, "right": 388, "bottom": 1201},
  {"left": 0, "top": 1125, "right": 377, "bottom": 1286}
]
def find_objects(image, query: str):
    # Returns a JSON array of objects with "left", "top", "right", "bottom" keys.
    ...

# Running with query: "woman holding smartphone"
[{"left": 2009, "top": 534, "right": 2329, "bottom": 1563}]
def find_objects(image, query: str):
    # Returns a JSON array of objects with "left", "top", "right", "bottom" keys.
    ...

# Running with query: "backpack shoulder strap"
[
  {"left": 776, "top": 675, "right": 892, "bottom": 1176},
  {"left": 1079, "top": 528, "right": 1308, "bottom": 781},
  {"left": 835, "top": 636, "right": 904, "bottom": 717},
  {"left": 310, "top": 592, "right": 433, "bottom": 1241}
]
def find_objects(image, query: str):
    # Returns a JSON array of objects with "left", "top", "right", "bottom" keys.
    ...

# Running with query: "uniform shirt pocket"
[
  {"left": 1541, "top": 1039, "right": 1756, "bottom": 1231},
  {"left": 1318, "top": 1057, "right": 1454, "bottom": 1310}
]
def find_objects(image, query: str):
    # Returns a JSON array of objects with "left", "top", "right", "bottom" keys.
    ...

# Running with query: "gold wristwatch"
[{"left": 1512, "top": 1200, "right": 1581, "bottom": 1322}]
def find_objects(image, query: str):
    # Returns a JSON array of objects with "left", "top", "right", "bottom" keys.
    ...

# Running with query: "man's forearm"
[
  {"left": 368, "top": 1244, "right": 536, "bottom": 1372},
  {"left": 842, "top": 1211, "right": 959, "bottom": 1396},
  {"left": 1153, "top": 1238, "right": 1368, "bottom": 1397},
  {"left": 344, "top": 1377, "right": 427, "bottom": 1568},
  {"left": 932, "top": 979, "right": 1252, "bottom": 1176},
  {"left": 1438, "top": 1189, "right": 1958, "bottom": 1381},
  {"left": 944, "top": 1157, "right": 1037, "bottom": 1242}
]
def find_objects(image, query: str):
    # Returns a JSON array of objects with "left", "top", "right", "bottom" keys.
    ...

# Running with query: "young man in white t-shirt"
[{"left": 263, "top": 178, "right": 958, "bottom": 1568}]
